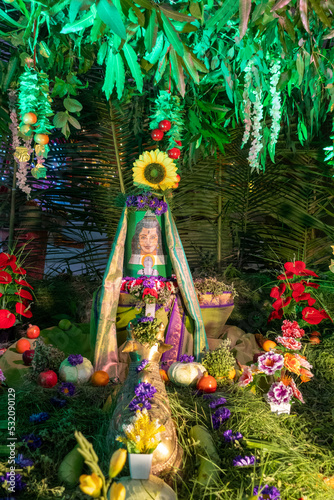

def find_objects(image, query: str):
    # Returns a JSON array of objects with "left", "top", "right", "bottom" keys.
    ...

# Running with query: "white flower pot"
[
  {"left": 269, "top": 402, "right": 291, "bottom": 415},
  {"left": 129, "top": 453, "right": 153, "bottom": 480}
]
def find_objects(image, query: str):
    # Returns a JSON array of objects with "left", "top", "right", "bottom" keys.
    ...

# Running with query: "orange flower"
[
  {"left": 280, "top": 374, "right": 292, "bottom": 386},
  {"left": 284, "top": 353, "right": 301, "bottom": 375},
  {"left": 300, "top": 368, "right": 313, "bottom": 383}
]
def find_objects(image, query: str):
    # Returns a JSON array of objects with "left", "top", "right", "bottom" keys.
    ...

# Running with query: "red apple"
[
  {"left": 22, "top": 349, "right": 35, "bottom": 366},
  {"left": 158, "top": 119, "right": 171, "bottom": 132},
  {"left": 168, "top": 148, "right": 181, "bottom": 159},
  {"left": 37, "top": 370, "right": 58, "bottom": 388},
  {"left": 151, "top": 129, "right": 164, "bottom": 141},
  {"left": 27, "top": 324, "right": 40, "bottom": 339}
]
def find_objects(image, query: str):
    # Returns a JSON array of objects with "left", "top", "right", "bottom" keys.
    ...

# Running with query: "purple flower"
[
  {"left": 202, "top": 394, "right": 215, "bottom": 400},
  {"left": 223, "top": 430, "right": 243, "bottom": 442},
  {"left": 29, "top": 412, "right": 50, "bottom": 424},
  {"left": 142, "top": 277, "right": 156, "bottom": 288},
  {"left": 126, "top": 195, "right": 137, "bottom": 207},
  {"left": 209, "top": 397, "right": 227, "bottom": 409},
  {"left": 212, "top": 407, "right": 231, "bottom": 429},
  {"left": 68, "top": 354, "right": 83, "bottom": 366},
  {"left": 0, "top": 472, "right": 26, "bottom": 492},
  {"left": 232, "top": 455, "right": 256, "bottom": 466},
  {"left": 179, "top": 354, "right": 195, "bottom": 363},
  {"left": 15, "top": 454, "right": 34, "bottom": 468},
  {"left": 137, "top": 195, "right": 148, "bottom": 208},
  {"left": 155, "top": 201, "right": 168, "bottom": 215},
  {"left": 134, "top": 382, "right": 157, "bottom": 400},
  {"left": 149, "top": 198, "right": 160, "bottom": 208},
  {"left": 267, "top": 381, "right": 293, "bottom": 405},
  {"left": 0, "top": 368, "right": 5, "bottom": 382},
  {"left": 253, "top": 485, "right": 281, "bottom": 500},
  {"left": 50, "top": 397, "right": 67, "bottom": 408},
  {"left": 59, "top": 382, "right": 76, "bottom": 396},
  {"left": 22, "top": 434, "right": 42, "bottom": 451},
  {"left": 137, "top": 316, "right": 154, "bottom": 323},
  {"left": 129, "top": 398, "right": 152, "bottom": 412},
  {"left": 258, "top": 351, "right": 284, "bottom": 375},
  {"left": 136, "top": 359, "right": 149, "bottom": 373}
]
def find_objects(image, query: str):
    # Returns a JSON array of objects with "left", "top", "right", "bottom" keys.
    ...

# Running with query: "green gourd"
[
  {"left": 58, "top": 444, "right": 85, "bottom": 487},
  {"left": 189, "top": 425, "right": 220, "bottom": 486}
]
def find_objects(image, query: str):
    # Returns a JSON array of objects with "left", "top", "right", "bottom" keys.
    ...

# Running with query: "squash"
[
  {"left": 58, "top": 444, "right": 85, "bottom": 487},
  {"left": 167, "top": 362, "right": 206, "bottom": 387},
  {"left": 59, "top": 357, "right": 94, "bottom": 384},
  {"left": 189, "top": 425, "right": 220, "bottom": 487}
]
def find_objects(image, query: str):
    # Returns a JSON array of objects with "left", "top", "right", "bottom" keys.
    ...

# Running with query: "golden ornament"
[{"left": 14, "top": 146, "right": 30, "bottom": 162}]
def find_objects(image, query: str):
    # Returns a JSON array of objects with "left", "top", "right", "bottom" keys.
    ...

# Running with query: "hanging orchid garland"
[
  {"left": 248, "top": 88, "right": 263, "bottom": 171},
  {"left": 269, "top": 61, "right": 282, "bottom": 161},
  {"left": 241, "top": 62, "right": 253, "bottom": 148}
]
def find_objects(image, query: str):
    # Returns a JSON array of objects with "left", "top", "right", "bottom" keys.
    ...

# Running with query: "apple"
[
  {"left": 22, "top": 349, "right": 35, "bottom": 366},
  {"left": 27, "top": 324, "right": 40, "bottom": 339},
  {"left": 37, "top": 370, "right": 58, "bottom": 388}
]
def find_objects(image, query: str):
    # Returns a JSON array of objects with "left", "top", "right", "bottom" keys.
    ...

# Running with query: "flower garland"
[
  {"left": 120, "top": 276, "right": 178, "bottom": 308},
  {"left": 269, "top": 61, "right": 281, "bottom": 159},
  {"left": 248, "top": 87, "right": 263, "bottom": 170},
  {"left": 241, "top": 62, "right": 253, "bottom": 147}
]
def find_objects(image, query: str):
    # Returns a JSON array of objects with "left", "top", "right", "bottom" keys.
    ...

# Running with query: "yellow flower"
[
  {"left": 79, "top": 473, "right": 103, "bottom": 498},
  {"left": 132, "top": 149, "right": 178, "bottom": 191},
  {"left": 109, "top": 481, "right": 126, "bottom": 500},
  {"left": 116, "top": 409, "right": 165, "bottom": 454},
  {"left": 284, "top": 353, "right": 301, "bottom": 375},
  {"left": 109, "top": 448, "right": 127, "bottom": 478}
]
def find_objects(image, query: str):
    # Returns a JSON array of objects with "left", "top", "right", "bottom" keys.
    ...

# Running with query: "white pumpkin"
[
  {"left": 59, "top": 357, "right": 94, "bottom": 384},
  {"left": 167, "top": 362, "right": 206, "bottom": 387}
]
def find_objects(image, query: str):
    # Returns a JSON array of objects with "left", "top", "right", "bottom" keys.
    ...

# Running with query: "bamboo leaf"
[
  {"left": 206, "top": 0, "right": 238, "bottom": 29},
  {"left": 170, "top": 48, "right": 185, "bottom": 97},
  {"left": 3, "top": 56, "right": 18, "bottom": 91},
  {"left": 296, "top": 53, "right": 304, "bottom": 85},
  {"left": 115, "top": 53, "right": 125, "bottom": 100},
  {"left": 122, "top": 43, "right": 143, "bottom": 92},
  {"left": 91, "top": 16, "right": 105, "bottom": 41},
  {"left": 189, "top": 2, "right": 202, "bottom": 20},
  {"left": 239, "top": 0, "right": 252, "bottom": 40},
  {"left": 0, "top": 9, "right": 26, "bottom": 28},
  {"left": 144, "top": 10, "right": 158, "bottom": 53},
  {"left": 271, "top": 0, "right": 292, "bottom": 11},
  {"left": 145, "top": 31, "right": 164, "bottom": 64},
  {"left": 96, "top": 0, "right": 127, "bottom": 39},
  {"left": 299, "top": 0, "right": 310, "bottom": 34},
  {"left": 97, "top": 42, "right": 108, "bottom": 64},
  {"left": 309, "top": 0, "right": 331, "bottom": 27},
  {"left": 160, "top": 11, "right": 184, "bottom": 57},
  {"left": 47, "top": 0, "right": 71, "bottom": 15},
  {"left": 160, "top": 4, "right": 195, "bottom": 22},
  {"left": 61, "top": 9, "right": 96, "bottom": 33},
  {"left": 182, "top": 47, "right": 199, "bottom": 84},
  {"left": 69, "top": 0, "right": 84, "bottom": 23},
  {"left": 102, "top": 49, "right": 116, "bottom": 99}
]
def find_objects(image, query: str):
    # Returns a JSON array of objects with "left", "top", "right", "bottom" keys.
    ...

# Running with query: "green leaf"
[
  {"left": 277, "top": 69, "right": 291, "bottom": 90},
  {"left": 61, "top": 9, "right": 96, "bottom": 33},
  {"left": 145, "top": 31, "right": 164, "bottom": 64},
  {"left": 68, "top": 115, "right": 81, "bottom": 129},
  {"left": 115, "top": 53, "right": 125, "bottom": 100},
  {"left": 102, "top": 49, "right": 116, "bottom": 99},
  {"left": 206, "top": 0, "right": 238, "bottom": 29},
  {"left": 96, "top": 0, "right": 126, "bottom": 39},
  {"left": 3, "top": 56, "right": 18, "bottom": 91},
  {"left": 189, "top": 2, "right": 202, "bottom": 20},
  {"left": 182, "top": 47, "right": 199, "bottom": 84},
  {"left": 64, "top": 97, "right": 83, "bottom": 113},
  {"left": 160, "top": 4, "right": 195, "bottom": 22},
  {"left": 144, "top": 10, "right": 158, "bottom": 53},
  {"left": 160, "top": 11, "right": 184, "bottom": 57},
  {"left": 123, "top": 43, "right": 143, "bottom": 92},
  {"left": 53, "top": 112, "right": 69, "bottom": 128},
  {"left": 47, "top": 0, "right": 71, "bottom": 16},
  {"left": 170, "top": 48, "right": 185, "bottom": 97},
  {"left": 239, "top": 0, "right": 252, "bottom": 40},
  {"left": 271, "top": 0, "right": 292, "bottom": 11},
  {"left": 296, "top": 53, "right": 304, "bottom": 85},
  {"left": 91, "top": 16, "right": 105, "bottom": 41},
  {"left": 0, "top": 8, "right": 26, "bottom": 28},
  {"left": 97, "top": 42, "right": 108, "bottom": 65},
  {"left": 69, "top": 0, "right": 84, "bottom": 23},
  {"left": 299, "top": 0, "right": 310, "bottom": 34},
  {"left": 309, "top": 0, "right": 331, "bottom": 26}
]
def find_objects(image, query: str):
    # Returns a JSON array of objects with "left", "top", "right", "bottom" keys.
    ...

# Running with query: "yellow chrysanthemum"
[{"left": 133, "top": 149, "right": 178, "bottom": 191}]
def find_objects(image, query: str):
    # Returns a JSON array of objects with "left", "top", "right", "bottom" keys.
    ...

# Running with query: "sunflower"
[{"left": 132, "top": 149, "right": 178, "bottom": 191}]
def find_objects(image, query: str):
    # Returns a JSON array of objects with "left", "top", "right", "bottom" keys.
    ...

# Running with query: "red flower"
[
  {"left": 301, "top": 280, "right": 320, "bottom": 289},
  {"left": 0, "top": 253, "right": 10, "bottom": 270},
  {"left": 272, "top": 296, "right": 292, "bottom": 310},
  {"left": 302, "top": 307, "right": 331, "bottom": 325},
  {"left": 276, "top": 336, "right": 302, "bottom": 350},
  {"left": 291, "top": 283, "right": 316, "bottom": 306},
  {"left": 277, "top": 272, "right": 294, "bottom": 280},
  {"left": 142, "top": 288, "right": 158, "bottom": 299},
  {"left": 268, "top": 308, "right": 283, "bottom": 322},
  {"left": 15, "top": 302, "right": 32, "bottom": 318},
  {"left": 15, "top": 289, "right": 33, "bottom": 301},
  {"left": 270, "top": 283, "right": 286, "bottom": 299},
  {"left": 0, "top": 271, "right": 12, "bottom": 284},
  {"left": 0, "top": 309, "right": 15, "bottom": 328},
  {"left": 134, "top": 279, "right": 144, "bottom": 286},
  {"left": 284, "top": 261, "right": 318, "bottom": 278},
  {"left": 11, "top": 265, "right": 26, "bottom": 275},
  {"left": 120, "top": 280, "right": 127, "bottom": 292},
  {"left": 15, "top": 278, "right": 33, "bottom": 289}
]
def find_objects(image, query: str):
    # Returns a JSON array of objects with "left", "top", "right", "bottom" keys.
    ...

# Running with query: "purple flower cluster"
[
  {"left": 232, "top": 455, "right": 256, "bottom": 467},
  {"left": 136, "top": 359, "right": 149, "bottom": 373},
  {"left": 142, "top": 277, "right": 156, "bottom": 288},
  {"left": 209, "top": 397, "right": 227, "bottom": 409},
  {"left": 59, "top": 382, "right": 76, "bottom": 396},
  {"left": 130, "top": 382, "right": 157, "bottom": 412},
  {"left": 68, "top": 354, "right": 83, "bottom": 366},
  {"left": 0, "top": 472, "right": 26, "bottom": 492},
  {"left": 15, "top": 454, "right": 34, "bottom": 468},
  {"left": 253, "top": 485, "right": 281, "bottom": 500},
  {"left": 129, "top": 399, "right": 152, "bottom": 411},
  {"left": 257, "top": 351, "right": 284, "bottom": 376},
  {"left": 22, "top": 434, "right": 42, "bottom": 451},
  {"left": 267, "top": 381, "right": 293, "bottom": 405},
  {"left": 212, "top": 407, "right": 231, "bottom": 430},
  {"left": 137, "top": 316, "right": 154, "bottom": 324},
  {"left": 126, "top": 194, "right": 168, "bottom": 216},
  {"left": 29, "top": 412, "right": 50, "bottom": 424},
  {"left": 179, "top": 354, "right": 195, "bottom": 363},
  {"left": 223, "top": 430, "right": 243, "bottom": 442}
]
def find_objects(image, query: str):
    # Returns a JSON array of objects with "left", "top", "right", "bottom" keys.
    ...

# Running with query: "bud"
[
  {"left": 109, "top": 481, "right": 126, "bottom": 500},
  {"left": 109, "top": 448, "right": 127, "bottom": 478}
]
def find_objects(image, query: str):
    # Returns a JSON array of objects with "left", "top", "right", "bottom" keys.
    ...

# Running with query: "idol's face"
[{"left": 139, "top": 227, "right": 158, "bottom": 254}]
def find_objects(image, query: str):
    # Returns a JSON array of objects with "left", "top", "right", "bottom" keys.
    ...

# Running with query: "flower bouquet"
[
  {"left": 0, "top": 252, "right": 33, "bottom": 331},
  {"left": 126, "top": 193, "right": 168, "bottom": 216},
  {"left": 120, "top": 275, "right": 178, "bottom": 308},
  {"left": 239, "top": 320, "right": 313, "bottom": 414},
  {"left": 116, "top": 408, "right": 165, "bottom": 479}
]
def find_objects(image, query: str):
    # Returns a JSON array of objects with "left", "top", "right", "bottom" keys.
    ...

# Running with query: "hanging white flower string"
[
  {"left": 248, "top": 87, "right": 264, "bottom": 170},
  {"left": 269, "top": 61, "right": 281, "bottom": 158},
  {"left": 241, "top": 62, "right": 253, "bottom": 147}
]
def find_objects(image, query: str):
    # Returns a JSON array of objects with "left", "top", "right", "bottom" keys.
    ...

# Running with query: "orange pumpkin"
[
  {"left": 196, "top": 372, "right": 217, "bottom": 393},
  {"left": 91, "top": 370, "right": 109, "bottom": 386},
  {"left": 262, "top": 339, "right": 277, "bottom": 352},
  {"left": 22, "top": 112, "right": 37, "bottom": 125},
  {"left": 159, "top": 369, "right": 169, "bottom": 383},
  {"left": 34, "top": 133, "right": 49, "bottom": 145},
  {"left": 16, "top": 338, "right": 31, "bottom": 354},
  {"left": 309, "top": 336, "right": 321, "bottom": 345}
]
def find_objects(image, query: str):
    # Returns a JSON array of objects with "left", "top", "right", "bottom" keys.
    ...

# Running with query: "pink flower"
[
  {"left": 258, "top": 352, "right": 284, "bottom": 375},
  {"left": 238, "top": 366, "right": 253, "bottom": 387},
  {"left": 267, "top": 381, "right": 293, "bottom": 405},
  {"left": 294, "top": 354, "right": 313, "bottom": 370},
  {"left": 276, "top": 336, "right": 302, "bottom": 350},
  {"left": 281, "top": 320, "right": 305, "bottom": 338},
  {"left": 289, "top": 378, "right": 305, "bottom": 403}
]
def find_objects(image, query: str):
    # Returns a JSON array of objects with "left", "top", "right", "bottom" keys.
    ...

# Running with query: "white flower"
[
  {"left": 269, "top": 61, "right": 281, "bottom": 157},
  {"left": 241, "top": 62, "right": 253, "bottom": 147}
]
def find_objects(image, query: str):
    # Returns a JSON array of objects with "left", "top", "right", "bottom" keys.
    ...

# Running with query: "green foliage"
[
  {"left": 202, "top": 339, "right": 235, "bottom": 378},
  {"left": 31, "top": 337, "right": 66, "bottom": 377},
  {"left": 149, "top": 90, "right": 184, "bottom": 151},
  {"left": 132, "top": 317, "right": 161, "bottom": 346},
  {"left": 193, "top": 276, "right": 238, "bottom": 298}
]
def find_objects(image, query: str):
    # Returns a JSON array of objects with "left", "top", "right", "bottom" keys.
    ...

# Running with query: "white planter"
[
  {"left": 129, "top": 453, "right": 153, "bottom": 480},
  {"left": 269, "top": 402, "right": 291, "bottom": 415}
]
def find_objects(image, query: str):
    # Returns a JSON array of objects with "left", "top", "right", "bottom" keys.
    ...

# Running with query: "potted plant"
[
  {"left": 193, "top": 277, "right": 237, "bottom": 338},
  {"left": 201, "top": 339, "right": 236, "bottom": 381},
  {"left": 131, "top": 316, "right": 163, "bottom": 347},
  {"left": 116, "top": 408, "right": 165, "bottom": 479}
]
